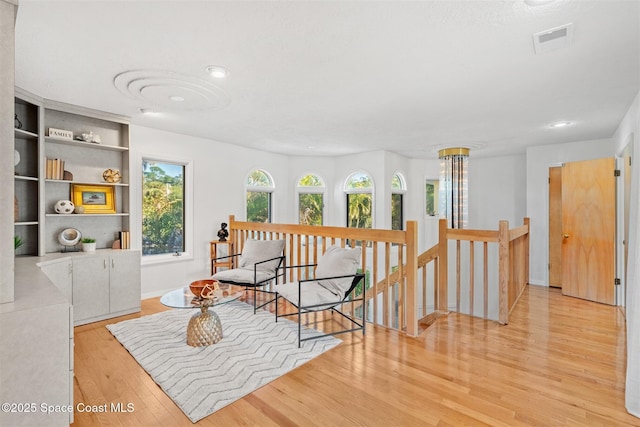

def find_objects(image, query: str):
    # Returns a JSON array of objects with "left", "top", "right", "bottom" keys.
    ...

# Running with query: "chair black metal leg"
[{"left": 298, "top": 308, "right": 301, "bottom": 348}]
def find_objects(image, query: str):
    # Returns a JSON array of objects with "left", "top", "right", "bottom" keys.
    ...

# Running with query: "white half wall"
[{"left": 526, "top": 138, "right": 614, "bottom": 286}]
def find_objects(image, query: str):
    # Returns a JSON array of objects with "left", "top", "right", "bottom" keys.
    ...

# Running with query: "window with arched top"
[
  {"left": 297, "top": 173, "right": 325, "bottom": 226},
  {"left": 391, "top": 172, "right": 406, "bottom": 230},
  {"left": 344, "top": 171, "right": 373, "bottom": 229},
  {"left": 246, "top": 169, "right": 274, "bottom": 223}
]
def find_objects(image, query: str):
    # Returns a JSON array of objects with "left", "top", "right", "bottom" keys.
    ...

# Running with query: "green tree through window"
[
  {"left": 142, "top": 161, "right": 184, "bottom": 255},
  {"left": 345, "top": 172, "right": 373, "bottom": 229},
  {"left": 391, "top": 173, "right": 405, "bottom": 230},
  {"left": 298, "top": 174, "right": 324, "bottom": 226}
]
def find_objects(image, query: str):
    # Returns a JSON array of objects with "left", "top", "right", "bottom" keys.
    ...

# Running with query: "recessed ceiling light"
[
  {"left": 169, "top": 95, "right": 185, "bottom": 102},
  {"left": 138, "top": 108, "right": 158, "bottom": 115},
  {"left": 205, "top": 65, "right": 229, "bottom": 78},
  {"left": 550, "top": 121, "right": 572, "bottom": 128}
]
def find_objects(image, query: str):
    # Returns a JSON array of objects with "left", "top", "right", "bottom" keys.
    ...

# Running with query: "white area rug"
[{"left": 107, "top": 300, "right": 340, "bottom": 423}]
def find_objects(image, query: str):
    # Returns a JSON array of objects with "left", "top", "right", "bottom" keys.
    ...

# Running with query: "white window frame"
[
  {"left": 140, "top": 154, "right": 194, "bottom": 266},
  {"left": 245, "top": 169, "right": 275, "bottom": 223},
  {"left": 344, "top": 170, "right": 375, "bottom": 228}
]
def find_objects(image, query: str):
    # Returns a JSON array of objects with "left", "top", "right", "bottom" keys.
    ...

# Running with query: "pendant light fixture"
[{"left": 439, "top": 147, "right": 469, "bottom": 229}]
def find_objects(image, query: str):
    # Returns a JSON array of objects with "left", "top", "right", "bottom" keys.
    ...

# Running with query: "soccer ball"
[{"left": 54, "top": 200, "right": 75, "bottom": 214}]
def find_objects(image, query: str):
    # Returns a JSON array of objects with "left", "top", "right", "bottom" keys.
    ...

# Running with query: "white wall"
[
  {"left": 612, "top": 91, "right": 640, "bottom": 417},
  {"left": 526, "top": 138, "right": 614, "bottom": 286},
  {"left": 468, "top": 154, "right": 527, "bottom": 230},
  {"left": 0, "top": 0, "right": 16, "bottom": 303},
  {"left": 129, "top": 125, "right": 289, "bottom": 298}
]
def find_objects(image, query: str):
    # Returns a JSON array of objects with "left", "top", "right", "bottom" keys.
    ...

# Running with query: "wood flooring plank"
[{"left": 68, "top": 285, "right": 640, "bottom": 426}]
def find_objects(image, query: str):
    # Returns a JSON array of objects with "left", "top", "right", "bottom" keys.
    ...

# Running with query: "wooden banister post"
[
  {"left": 405, "top": 221, "right": 418, "bottom": 336},
  {"left": 498, "top": 220, "right": 509, "bottom": 325},
  {"left": 438, "top": 219, "right": 448, "bottom": 312}
]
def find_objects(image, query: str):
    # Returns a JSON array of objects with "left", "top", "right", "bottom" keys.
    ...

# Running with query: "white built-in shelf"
[
  {"left": 46, "top": 213, "right": 129, "bottom": 217},
  {"left": 45, "top": 179, "right": 129, "bottom": 187},
  {"left": 15, "top": 221, "right": 39, "bottom": 226},
  {"left": 45, "top": 137, "right": 128, "bottom": 152},
  {"left": 15, "top": 175, "right": 39, "bottom": 182},
  {"left": 14, "top": 128, "right": 38, "bottom": 139}
]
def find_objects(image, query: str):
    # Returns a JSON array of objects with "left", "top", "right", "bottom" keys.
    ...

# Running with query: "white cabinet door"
[
  {"left": 72, "top": 255, "right": 110, "bottom": 322},
  {"left": 40, "top": 259, "right": 72, "bottom": 302},
  {"left": 109, "top": 251, "right": 141, "bottom": 313}
]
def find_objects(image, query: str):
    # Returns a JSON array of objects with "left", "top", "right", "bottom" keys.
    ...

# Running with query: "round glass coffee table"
[{"left": 161, "top": 285, "right": 243, "bottom": 347}]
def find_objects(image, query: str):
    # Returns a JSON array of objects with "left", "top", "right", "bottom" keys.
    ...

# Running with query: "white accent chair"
[
  {"left": 274, "top": 245, "right": 365, "bottom": 347},
  {"left": 212, "top": 239, "right": 286, "bottom": 313}
]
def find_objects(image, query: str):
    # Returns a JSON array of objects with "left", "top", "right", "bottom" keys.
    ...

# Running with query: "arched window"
[
  {"left": 246, "top": 169, "right": 274, "bottom": 223},
  {"left": 344, "top": 171, "right": 373, "bottom": 229},
  {"left": 391, "top": 172, "right": 406, "bottom": 230},
  {"left": 297, "top": 173, "right": 325, "bottom": 226}
]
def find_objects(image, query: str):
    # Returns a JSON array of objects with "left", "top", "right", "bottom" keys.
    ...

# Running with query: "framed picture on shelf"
[{"left": 71, "top": 184, "right": 116, "bottom": 214}]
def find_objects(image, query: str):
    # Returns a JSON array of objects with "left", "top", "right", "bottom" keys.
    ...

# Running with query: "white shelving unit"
[{"left": 42, "top": 99, "right": 131, "bottom": 254}]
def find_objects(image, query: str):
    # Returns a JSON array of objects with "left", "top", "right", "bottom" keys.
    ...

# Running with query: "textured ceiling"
[{"left": 14, "top": 0, "right": 640, "bottom": 159}]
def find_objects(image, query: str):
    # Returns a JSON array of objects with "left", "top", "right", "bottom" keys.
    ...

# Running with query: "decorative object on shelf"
[
  {"left": 14, "top": 149, "right": 20, "bottom": 167},
  {"left": 77, "top": 131, "right": 101, "bottom": 144},
  {"left": 14, "top": 114, "right": 22, "bottom": 129},
  {"left": 217, "top": 222, "right": 229, "bottom": 241},
  {"left": 58, "top": 228, "right": 81, "bottom": 252},
  {"left": 48, "top": 127, "right": 73, "bottom": 140},
  {"left": 102, "top": 168, "right": 122, "bottom": 183},
  {"left": 14, "top": 235, "right": 23, "bottom": 251},
  {"left": 63, "top": 170, "right": 73, "bottom": 181},
  {"left": 112, "top": 239, "right": 121, "bottom": 249},
  {"left": 14, "top": 196, "right": 18, "bottom": 221},
  {"left": 81, "top": 237, "right": 97, "bottom": 253},
  {"left": 54, "top": 199, "right": 75, "bottom": 214},
  {"left": 74, "top": 206, "right": 85, "bottom": 214},
  {"left": 71, "top": 184, "right": 116, "bottom": 214}
]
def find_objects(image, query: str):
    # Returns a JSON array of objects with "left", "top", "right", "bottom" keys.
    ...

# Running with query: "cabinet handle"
[
  {"left": 112, "top": 259, "right": 115, "bottom": 268},
  {"left": 104, "top": 259, "right": 107, "bottom": 269}
]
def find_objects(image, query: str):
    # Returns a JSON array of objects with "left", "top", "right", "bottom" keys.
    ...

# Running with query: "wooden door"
[
  {"left": 549, "top": 167, "right": 562, "bottom": 287},
  {"left": 561, "top": 158, "right": 616, "bottom": 305}
]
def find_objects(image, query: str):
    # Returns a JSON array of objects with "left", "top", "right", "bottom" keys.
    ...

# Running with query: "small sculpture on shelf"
[
  {"left": 76, "top": 131, "right": 101, "bottom": 144},
  {"left": 14, "top": 114, "right": 22, "bottom": 129},
  {"left": 58, "top": 228, "right": 81, "bottom": 253},
  {"left": 54, "top": 199, "right": 75, "bottom": 214},
  {"left": 217, "top": 222, "right": 229, "bottom": 241}
]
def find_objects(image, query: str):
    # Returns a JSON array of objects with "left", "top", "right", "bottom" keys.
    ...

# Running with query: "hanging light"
[{"left": 438, "top": 147, "right": 469, "bottom": 229}]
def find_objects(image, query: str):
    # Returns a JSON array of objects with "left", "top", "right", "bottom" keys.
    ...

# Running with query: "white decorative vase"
[{"left": 82, "top": 242, "right": 96, "bottom": 253}]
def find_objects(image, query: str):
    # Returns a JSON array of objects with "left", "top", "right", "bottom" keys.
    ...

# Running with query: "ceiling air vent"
[{"left": 533, "top": 23, "right": 573, "bottom": 54}]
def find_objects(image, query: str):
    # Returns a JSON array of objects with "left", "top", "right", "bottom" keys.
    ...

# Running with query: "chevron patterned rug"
[{"left": 107, "top": 300, "right": 341, "bottom": 423}]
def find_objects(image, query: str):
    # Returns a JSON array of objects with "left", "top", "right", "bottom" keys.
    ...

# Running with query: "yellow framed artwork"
[{"left": 71, "top": 184, "right": 116, "bottom": 214}]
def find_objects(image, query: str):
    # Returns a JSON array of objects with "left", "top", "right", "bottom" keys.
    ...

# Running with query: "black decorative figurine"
[
  {"left": 14, "top": 114, "right": 22, "bottom": 129},
  {"left": 217, "top": 222, "right": 229, "bottom": 241}
]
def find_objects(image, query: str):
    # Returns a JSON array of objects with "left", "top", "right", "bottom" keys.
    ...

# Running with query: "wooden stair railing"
[{"left": 224, "top": 215, "right": 530, "bottom": 335}]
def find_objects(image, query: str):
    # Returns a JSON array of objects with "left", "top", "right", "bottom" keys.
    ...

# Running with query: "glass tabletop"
[{"left": 160, "top": 285, "right": 243, "bottom": 309}]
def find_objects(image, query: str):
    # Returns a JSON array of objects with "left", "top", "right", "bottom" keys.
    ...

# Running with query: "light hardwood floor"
[{"left": 72, "top": 285, "right": 639, "bottom": 426}]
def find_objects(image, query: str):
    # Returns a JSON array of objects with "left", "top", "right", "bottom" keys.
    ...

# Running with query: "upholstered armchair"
[
  {"left": 212, "top": 239, "right": 286, "bottom": 313},
  {"left": 274, "top": 245, "right": 365, "bottom": 347}
]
